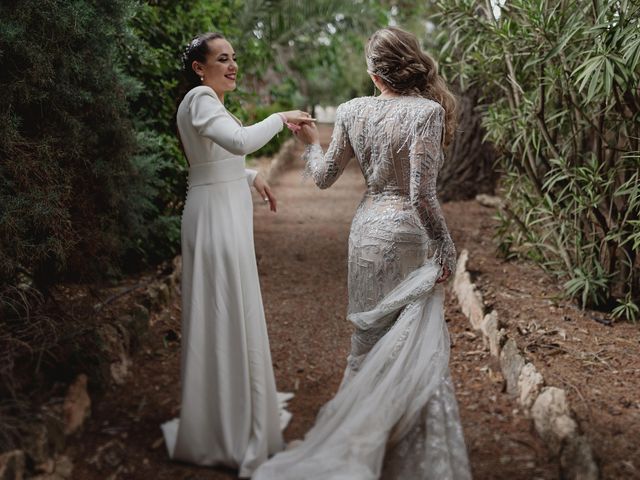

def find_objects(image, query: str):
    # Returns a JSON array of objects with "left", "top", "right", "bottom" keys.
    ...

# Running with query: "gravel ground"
[{"left": 67, "top": 125, "right": 639, "bottom": 480}]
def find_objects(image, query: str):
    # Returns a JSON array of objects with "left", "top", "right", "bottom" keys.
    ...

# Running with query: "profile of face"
[{"left": 192, "top": 38, "right": 238, "bottom": 96}]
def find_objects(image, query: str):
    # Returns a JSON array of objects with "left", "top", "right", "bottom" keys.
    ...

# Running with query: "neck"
[
  {"left": 203, "top": 82, "right": 224, "bottom": 102},
  {"left": 378, "top": 90, "right": 399, "bottom": 98}
]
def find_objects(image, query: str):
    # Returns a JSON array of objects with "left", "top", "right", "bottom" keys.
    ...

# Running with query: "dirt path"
[
  {"left": 69, "top": 125, "right": 564, "bottom": 479},
  {"left": 254, "top": 130, "right": 561, "bottom": 479}
]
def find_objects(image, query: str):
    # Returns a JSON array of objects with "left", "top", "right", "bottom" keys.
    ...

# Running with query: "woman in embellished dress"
[
  {"left": 253, "top": 27, "right": 471, "bottom": 479},
  {"left": 161, "top": 32, "right": 312, "bottom": 478}
]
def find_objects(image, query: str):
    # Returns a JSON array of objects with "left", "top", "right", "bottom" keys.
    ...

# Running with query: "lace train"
[{"left": 253, "top": 262, "right": 471, "bottom": 479}]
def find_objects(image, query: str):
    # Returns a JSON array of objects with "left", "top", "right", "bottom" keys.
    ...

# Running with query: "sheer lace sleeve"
[
  {"left": 409, "top": 105, "right": 457, "bottom": 274},
  {"left": 303, "top": 104, "right": 354, "bottom": 189}
]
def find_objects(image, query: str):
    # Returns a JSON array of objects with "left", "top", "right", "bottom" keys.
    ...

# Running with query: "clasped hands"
[
  {"left": 278, "top": 110, "right": 315, "bottom": 134},
  {"left": 254, "top": 110, "right": 316, "bottom": 213},
  {"left": 278, "top": 110, "right": 319, "bottom": 144}
]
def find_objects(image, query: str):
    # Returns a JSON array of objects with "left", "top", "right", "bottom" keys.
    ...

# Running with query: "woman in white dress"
[
  {"left": 161, "top": 32, "right": 312, "bottom": 478},
  {"left": 253, "top": 27, "right": 472, "bottom": 479}
]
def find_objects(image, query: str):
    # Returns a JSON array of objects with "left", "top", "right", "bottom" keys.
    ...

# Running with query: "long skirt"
[{"left": 162, "top": 158, "right": 284, "bottom": 478}]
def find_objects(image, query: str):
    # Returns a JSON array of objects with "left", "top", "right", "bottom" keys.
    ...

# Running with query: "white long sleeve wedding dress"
[
  {"left": 161, "top": 85, "right": 289, "bottom": 478},
  {"left": 253, "top": 96, "right": 472, "bottom": 479}
]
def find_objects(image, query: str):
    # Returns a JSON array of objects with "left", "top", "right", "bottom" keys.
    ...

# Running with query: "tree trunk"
[{"left": 439, "top": 88, "right": 498, "bottom": 202}]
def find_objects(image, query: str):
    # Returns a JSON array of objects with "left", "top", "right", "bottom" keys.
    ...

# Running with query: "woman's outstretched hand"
[
  {"left": 297, "top": 123, "right": 320, "bottom": 144},
  {"left": 253, "top": 174, "right": 277, "bottom": 213},
  {"left": 280, "top": 110, "right": 315, "bottom": 125}
]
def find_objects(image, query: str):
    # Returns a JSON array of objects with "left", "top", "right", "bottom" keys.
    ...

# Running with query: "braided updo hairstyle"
[
  {"left": 366, "top": 27, "right": 457, "bottom": 147},
  {"left": 181, "top": 32, "right": 225, "bottom": 88}
]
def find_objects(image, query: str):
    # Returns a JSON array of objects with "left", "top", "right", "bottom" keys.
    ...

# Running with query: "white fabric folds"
[
  {"left": 253, "top": 261, "right": 456, "bottom": 480},
  {"left": 162, "top": 86, "right": 288, "bottom": 479}
]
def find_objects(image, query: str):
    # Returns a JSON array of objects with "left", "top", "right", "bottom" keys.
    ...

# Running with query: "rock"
[
  {"left": 560, "top": 435, "right": 599, "bottom": 480},
  {"left": 128, "top": 303, "right": 150, "bottom": 339},
  {"left": 22, "top": 404, "right": 67, "bottom": 467},
  {"left": 453, "top": 250, "right": 485, "bottom": 330},
  {"left": 151, "top": 437, "right": 164, "bottom": 450},
  {"left": 146, "top": 282, "right": 171, "bottom": 309},
  {"left": 531, "top": 387, "right": 577, "bottom": 455},
  {"left": 99, "top": 324, "right": 127, "bottom": 357},
  {"left": 517, "top": 363, "right": 544, "bottom": 412},
  {"left": 88, "top": 440, "right": 126, "bottom": 471},
  {"left": 99, "top": 323, "right": 132, "bottom": 385},
  {"left": 171, "top": 255, "right": 182, "bottom": 281},
  {"left": 54, "top": 455, "right": 73, "bottom": 478},
  {"left": 165, "top": 261, "right": 180, "bottom": 296},
  {"left": 35, "top": 457, "right": 55, "bottom": 475},
  {"left": 110, "top": 353, "right": 132, "bottom": 386},
  {"left": 123, "top": 302, "right": 151, "bottom": 349},
  {"left": 23, "top": 423, "right": 51, "bottom": 465},
  {"left": 500, "top": 338, "right": 525, "bottom": 396},
  {"left": 475, "top": 194, "right": 504, "bottom": 208},
  {"left": 0, "top": 450, "right": 25, "bottom": 480},
  {"left": 63, "top": 374, "right": 91, "bottom": 435},
  {"left": 105, "top": 465, "right": 127, "bottom": 480},
  {"left": 40, "top": 405, "right": 66, "bottom": 455},
  {"left": 156, "top": 283, "right": 171, "bottom": 306},
  {"left": 32, "top": 455, "right": 74, "bottom": 480},
  {"left": 480, "top": 310, "right": 503, "bottom": 357}
]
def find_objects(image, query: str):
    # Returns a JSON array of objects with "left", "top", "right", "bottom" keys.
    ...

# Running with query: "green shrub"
[
  {"left": 0, "top": 0, "right": 153, "bottom": 286},
  {"left": 437, "top": 0, "right": 640, "bottom": 321}
]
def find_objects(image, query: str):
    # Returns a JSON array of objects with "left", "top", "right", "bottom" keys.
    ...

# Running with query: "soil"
[{"left": 66, "top": 125, "right": 640, "bottom": 479}]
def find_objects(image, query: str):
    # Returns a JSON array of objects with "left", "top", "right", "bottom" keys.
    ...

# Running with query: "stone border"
[{"left": 453, "top": 249, "right": 599, "bottom": 480}]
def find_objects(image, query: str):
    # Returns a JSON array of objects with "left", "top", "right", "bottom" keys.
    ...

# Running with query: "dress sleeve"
[
  {"left": 245, "top": 168, "right": 258, "bottom": 186},
  {"left": 302, "top": 104, "right": 354, "bottom": 189},
  {"left": 190, "top": 89, "right": 284, "bottom": 156},
  {"left": 409, "top": 105, "right": 457, "bottom": 274}
]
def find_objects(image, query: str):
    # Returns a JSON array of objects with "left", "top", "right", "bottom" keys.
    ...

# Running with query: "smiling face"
[{"left": 192, "top": 38, "right": 238, "bottom": 100}]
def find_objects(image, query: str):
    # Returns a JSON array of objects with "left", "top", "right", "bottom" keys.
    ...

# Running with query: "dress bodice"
[
  {"left": 303, "top": 96, "right": 456, "bottom": 272},
  {"left": 176, "top": 86, "right": 284, "bottom": 185},
  {"left": 341, "top": 97, "right": 444, "bottom": 196}
]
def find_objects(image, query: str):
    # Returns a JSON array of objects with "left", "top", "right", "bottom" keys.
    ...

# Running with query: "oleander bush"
[{"left": 437, "top": 0, "right": 640, "bottom": 321}]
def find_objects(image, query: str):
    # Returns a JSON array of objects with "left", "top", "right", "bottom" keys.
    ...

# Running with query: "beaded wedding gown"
[{"left": 253, "top": 96, "right": 472, "bottom": 479}]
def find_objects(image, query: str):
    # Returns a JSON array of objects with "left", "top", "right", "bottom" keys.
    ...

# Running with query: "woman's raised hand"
[
  {"left": 280, "top": 110, "right": 315, "bottom": 125},
  {"left": 296, "top": 123, "right": 320, "bottom": 144}
]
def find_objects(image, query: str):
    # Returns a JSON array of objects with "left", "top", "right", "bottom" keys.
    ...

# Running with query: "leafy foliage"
[
  {"left": 0, "top": 0, "right": 393, "bottom": 418},
  {"left": 437, "top": 0, "right": 640, "bottom": 320},
  {"left": 0, "top": 0, "right": 152, "bottom": 286},
  {"left": 119, "top": 0, "right": 388, "bottom": 263}
]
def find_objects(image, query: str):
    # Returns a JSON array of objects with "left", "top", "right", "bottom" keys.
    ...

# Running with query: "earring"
[{"left": 200, "top": 76, "right": 204, "bottom": 82}]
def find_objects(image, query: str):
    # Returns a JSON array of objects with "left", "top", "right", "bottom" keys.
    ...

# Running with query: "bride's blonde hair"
[{"left": 366, "top": 27, "right": 457, "bottom": 147}]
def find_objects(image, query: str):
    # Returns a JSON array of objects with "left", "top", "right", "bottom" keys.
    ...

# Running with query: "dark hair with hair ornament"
[{"left": 181, "top": 32, "right": 225, "bottom": 88}]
